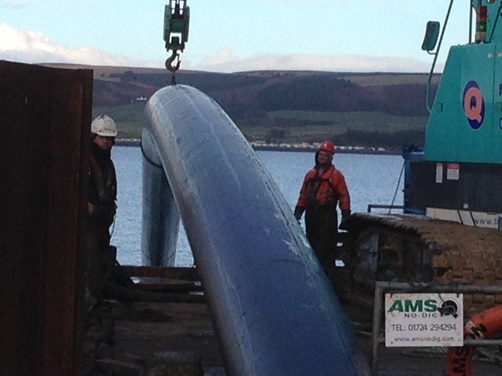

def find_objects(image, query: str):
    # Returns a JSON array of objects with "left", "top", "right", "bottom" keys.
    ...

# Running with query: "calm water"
[{"left": 112, "top": 146, "right": 404, "bottom": 266}]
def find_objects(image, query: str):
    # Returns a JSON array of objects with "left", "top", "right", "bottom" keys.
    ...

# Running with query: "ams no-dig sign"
[{"left": 385, "top": 293, "right": 464, "bottom": 347}]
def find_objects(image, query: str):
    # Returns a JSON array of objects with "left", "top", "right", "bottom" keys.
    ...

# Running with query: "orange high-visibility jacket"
[{"left": 296, "top": 164, "right": 350, "bottom": 210}]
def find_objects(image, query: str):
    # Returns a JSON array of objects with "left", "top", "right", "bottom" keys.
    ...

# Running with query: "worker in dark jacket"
[
  {"left": 85, "top": 114, "right": 118, "bottom": 311},
  {"left": 294, "top": 140, "right": 351, "bottom": 280}
]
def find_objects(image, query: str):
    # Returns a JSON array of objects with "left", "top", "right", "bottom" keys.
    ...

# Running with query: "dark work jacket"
[{"left": 88, "top": 143, "right": 117, "bottom": 229}]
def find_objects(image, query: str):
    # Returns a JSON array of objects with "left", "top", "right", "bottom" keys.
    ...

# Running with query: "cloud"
[
  {"left": 191, "top": 49, "right": 437, "bottom": 73},
  {"left": 0, "top": 24, "right": 439, "bottom": 74},
  {"left": 0, "top": 24, "right": 161, "bottom": 68},
  {"left": 0, "top": 0, "right": 26, "bottom": 8}
]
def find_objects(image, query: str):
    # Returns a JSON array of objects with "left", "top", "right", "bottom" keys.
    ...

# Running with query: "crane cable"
[{"left": 388, "top": 160, "right": 405, "bottom": 214}]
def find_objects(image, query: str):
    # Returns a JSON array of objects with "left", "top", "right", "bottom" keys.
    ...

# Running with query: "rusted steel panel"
[{"left": 0, "top": 61, "right": 92, "bottom": 376}]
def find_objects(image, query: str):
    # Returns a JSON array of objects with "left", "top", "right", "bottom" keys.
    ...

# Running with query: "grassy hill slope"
[{"left": 44, "top": 64, "right": 437, "bottom": 151}]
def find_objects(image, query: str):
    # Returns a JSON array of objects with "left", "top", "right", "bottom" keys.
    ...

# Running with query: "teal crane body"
[
  {"left": 425, "top": 1, "right": 502, "bottom": 164},
  {"left": 406, "top": 0, "right": 502, "bottom": 218},
  {"left": 425, "top": 43, "right": 502, "bottom": 163}
]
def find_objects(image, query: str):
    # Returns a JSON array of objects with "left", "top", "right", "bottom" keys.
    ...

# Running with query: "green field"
[
  {"left": 93, "top": 103, "right": 145, "bottom": 139},
  {"left": 244, "top": 111, "right": 427, "bottom": 144},
  {"left": 268, "top": 110, "right": 426, "bottom": 131},
  {"left": 93, "top": 104, "right": 427, "bottom": 144}
]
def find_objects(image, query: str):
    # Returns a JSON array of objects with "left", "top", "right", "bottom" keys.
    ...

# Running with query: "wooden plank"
[
  {"left": 135, "top": 282, "right": 203, "bottom": 293},
  {"left": 104, "top": 283, "right": 205, "bottom": 303},
  {"left": 95, "top": 359, "right": 143, "bottom": 376},
  {"left": 118, "top": 266, "right": 199, "bottom": 281}
]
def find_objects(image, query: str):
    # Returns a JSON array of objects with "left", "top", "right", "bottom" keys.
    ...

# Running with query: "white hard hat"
[{"left": 91, "top": 115, "right": 118, "bottom": 137}]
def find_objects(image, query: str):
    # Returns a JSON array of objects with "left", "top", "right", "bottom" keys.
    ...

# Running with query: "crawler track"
[{"left": 340, "top": 213, "right": 502, "bottom": 317}]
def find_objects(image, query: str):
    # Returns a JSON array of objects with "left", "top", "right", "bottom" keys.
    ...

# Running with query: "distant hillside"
[{"left": 44, "top": 64, "right": 439, "bottom": 151}]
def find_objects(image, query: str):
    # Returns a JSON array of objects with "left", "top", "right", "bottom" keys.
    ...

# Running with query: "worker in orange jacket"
[{"left": 294, "top": 140, "right": 351, "bottom": 278}]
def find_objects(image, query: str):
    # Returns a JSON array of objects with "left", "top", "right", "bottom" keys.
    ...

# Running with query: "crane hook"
[{"left": 165, "top": 50, "right": 181, "bottom": 73}]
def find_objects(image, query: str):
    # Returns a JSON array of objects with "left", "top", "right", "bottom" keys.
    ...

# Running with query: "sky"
[{"left": 0, "top": 0, "right": 474, "bottom": 73}]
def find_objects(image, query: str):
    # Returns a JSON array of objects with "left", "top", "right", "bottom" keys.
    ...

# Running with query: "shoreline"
[
  {"left": 115, "top": 139, "right": 401, "bottom": 156},
  {"left": 250, "top": 145, "right": 400, "bottom": 155}
]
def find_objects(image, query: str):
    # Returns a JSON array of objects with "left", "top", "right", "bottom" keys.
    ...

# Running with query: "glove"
[
  {"left": 293, "top": 206, "right": 305, "bottom": 223},
  {"left": 341, "top": 209, "right": 351, "bottom": 225}
]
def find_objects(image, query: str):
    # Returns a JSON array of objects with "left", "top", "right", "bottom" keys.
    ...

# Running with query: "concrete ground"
[
  {"left": 345, "top": 303, "right": 502, "bottom": 376},
  {"left": 82, "top": 277, "right": 502, "bottom": 376}
]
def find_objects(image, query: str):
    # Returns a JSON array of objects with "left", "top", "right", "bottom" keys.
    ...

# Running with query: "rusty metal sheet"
[{"left": 0, "top": 61, "right": 92, "bottom": 376}]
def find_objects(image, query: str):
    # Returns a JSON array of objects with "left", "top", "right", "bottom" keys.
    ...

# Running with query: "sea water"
[{"left": 112, "top": 146, "right": 404, "bottom": 266}]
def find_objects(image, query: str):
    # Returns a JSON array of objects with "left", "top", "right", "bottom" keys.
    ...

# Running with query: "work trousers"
[
  {"left": 305, "top": 205, "right": 338, "bottom": 282},
  {"left": 85, "top": 225, "right": 112, "bottom": 309}
]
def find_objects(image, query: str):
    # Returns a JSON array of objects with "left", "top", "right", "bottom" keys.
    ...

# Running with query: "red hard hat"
[{"left": 319, "top": 140, "right": 335, "bottom": 154}]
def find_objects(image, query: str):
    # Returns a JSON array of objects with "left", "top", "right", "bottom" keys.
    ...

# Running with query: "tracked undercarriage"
[{"left": 336, "top": 213, "right": 502, "bottom": 318}]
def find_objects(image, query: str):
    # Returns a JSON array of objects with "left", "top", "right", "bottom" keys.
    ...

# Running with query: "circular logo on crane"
[{"left": 463, "top": 80, "right": 485, "bottom": 130}]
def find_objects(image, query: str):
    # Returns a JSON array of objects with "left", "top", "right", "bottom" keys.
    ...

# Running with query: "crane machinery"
[
  {"left": 163, "top": 0, "right": 189, "bottom": 83},
  {"left": 339, "top": 0, "right": 502, "bottom": 319}
]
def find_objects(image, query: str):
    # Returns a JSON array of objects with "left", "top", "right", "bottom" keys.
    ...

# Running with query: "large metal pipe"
[
  {"left": 142, "top": 85, "right": 370, "bottom": 376},
  {"left": 141, "top": 128, "right": 180, "bottom": 266}
]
